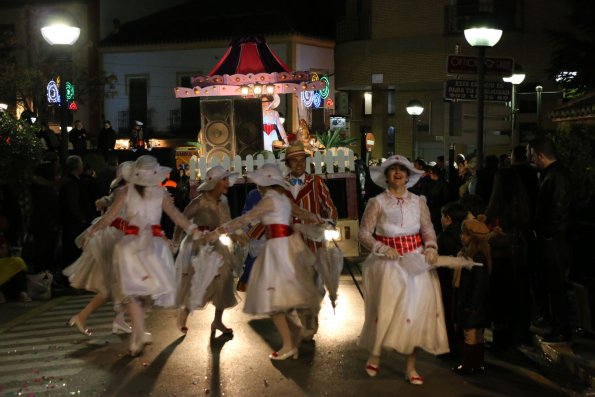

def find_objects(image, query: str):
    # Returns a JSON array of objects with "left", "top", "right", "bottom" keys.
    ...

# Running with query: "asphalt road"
[{"left": 0, "top": 277, "right": 569, "bottom": 397}]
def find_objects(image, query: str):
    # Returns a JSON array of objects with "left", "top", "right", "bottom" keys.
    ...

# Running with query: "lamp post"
[
  {"left": 406, "top": 99, "right": 424, "bottom": 159},
  {"left": 464, "top": 13, "right": 502, "bottom": 170},
  {"left": 41, "top": 13, "right": 80, "bottom": 164},
  {"left": 503, "top": 64, "right": 525, "bottom": 147}
]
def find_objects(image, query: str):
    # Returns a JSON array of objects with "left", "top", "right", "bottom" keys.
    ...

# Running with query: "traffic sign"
[
  {"left": 447, "top": 55, "right": 514, "bottom": 76},
  {"left": 444, "top": 79, "right": 512, "bottom": 102}
]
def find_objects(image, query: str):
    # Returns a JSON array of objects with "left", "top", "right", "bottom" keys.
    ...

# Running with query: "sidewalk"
[{"left": 343, "top": 256, "right": 595, "bottom": 396}]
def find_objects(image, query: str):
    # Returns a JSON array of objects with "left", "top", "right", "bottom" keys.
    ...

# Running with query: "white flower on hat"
[
  {"left": 121, "top": 155, "right": 171, "bottom": 187},
  {"left": 369, "top": 155, "right": 424, "bottom": 189},
  {"left": 196, "top": 165, "right": 239, "bottom": 192}
]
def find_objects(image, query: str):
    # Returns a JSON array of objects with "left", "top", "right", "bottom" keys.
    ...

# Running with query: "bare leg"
[
  {"left": 271, "top": 312, "right": 294, "bottom": 353},
  {"left": 405, "top": 349, "right": 423, "bottom": 384},
  {"left": 127, "top": 298, "right": 146, "bottom": 355},
  {"left": 211, "top": 307, "right": 232, "bottom": 335},
  {"left": 68, "top": 294, "right": 107, "bottom": 335},
  {"left": 77, "top": 294, "right": 108, "bottom": 324}
]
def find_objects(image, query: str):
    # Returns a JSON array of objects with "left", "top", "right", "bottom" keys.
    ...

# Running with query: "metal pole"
[
  {"left": 535, "top": 85, "right": 543, "bottom": 129},
  {"left": 476, "top": 46, "right": 486, "bottom": 170},
  {"left": 57, "top": 46, "right": 70, "bottom": 165},
  {"left": 411, "top": 115, "right": 417, "bottom": 159},
  {"left": 511, "top": 84, "right": 519, "bottom": 147}
]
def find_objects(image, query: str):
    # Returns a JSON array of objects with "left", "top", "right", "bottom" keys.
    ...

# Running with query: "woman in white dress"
[
  {"left": 63, "top": 164, "right": 132, "bottom": 336},
  {"left": 358, "top": 155, "right": 447, "bottom": 385},
  {"left": 261, "top": 94, "right": 289, "bottom": 152},
  {"left": 171, "top": 165, "right": 239, "bottom": 336},
  {"left": 205, "top": 165, "right": 322, "bottom": 360},
  {"left": 86, "top": 155, "right": 200, "bottom": 355}
]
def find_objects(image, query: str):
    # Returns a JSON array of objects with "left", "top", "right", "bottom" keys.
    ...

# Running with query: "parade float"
[{"left": 174, "top": 35, "right": 359, "bottom": 256}]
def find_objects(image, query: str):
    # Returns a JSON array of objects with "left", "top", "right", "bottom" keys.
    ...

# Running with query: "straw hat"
[
  {"left": 284, "top": 142, "right": 308, "bottom": 161},
  {"left": 248, "top": 163, "right": 290, "bottom": 189},
  {"left": 196, "top": 165, "right": 239, "bottom": 192},
  {"left": 121, "top": 155, "right": 171, "bottom": 187},
  {"left": 370, "top": 155, "right": 424, "bottom": 189}
]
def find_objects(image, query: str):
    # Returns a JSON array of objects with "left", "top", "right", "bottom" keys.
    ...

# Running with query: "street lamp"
[
  {"left": 406, "top": 100, "right": 424, "bottom": 159},
  {"left": 464, "top": 13, "right": 502, "bottom": 170},
  {"left": 40, "top": 12, "right": 80, "bottom": 164},
  {"left": 503, "top": 64, "right": 525, "bottom": 146}
]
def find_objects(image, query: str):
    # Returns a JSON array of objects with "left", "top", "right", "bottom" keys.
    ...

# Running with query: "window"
[
  {"left": 364, "top": 92, "right": 372, "bottom": 115},
  {"left": 178, "top": 75, "right": 201, "bottom": 137},
  {"left": 127, "top": 75, "right": 148, "bottom": 129}
]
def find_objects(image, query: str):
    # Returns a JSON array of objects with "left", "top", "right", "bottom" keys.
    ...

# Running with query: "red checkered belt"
[
  {"left": 375, "top": 233, "right": 422, "bottom": 255},
  {"left": 197, "top": 226, "right": 215, "bottom": 232},
  {"left": 266, "top": 224, "right": 293, "bottom": 239},
  {"left": 110, "top": 217, "right": 129, "bottom": 230},
  {"left": 123, "top": 224, "right": 164, "bottom": 237},
  {"left": 263, "top": 124, "right": 276, "bottom": 136}
]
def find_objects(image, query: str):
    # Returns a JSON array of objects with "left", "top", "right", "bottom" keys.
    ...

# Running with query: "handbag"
[{"left": 26, "top": 270, "right": 53, "bottom": 300}]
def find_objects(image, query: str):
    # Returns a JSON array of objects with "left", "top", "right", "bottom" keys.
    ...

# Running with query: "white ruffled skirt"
[
  {"left": 357, "top": 251, "right": 449, "bottom": 356},
  {"left": 113, "top": 227, "right": 176, "bottom": 308},
  {"left": 63, "top": 226, "right": 122, "bottom": 297},
  {"left": 244, "top": 233, "right": 323, "bottom": 315},
  {"left": 175, "top": 235, "right": 238, "bottom": 311}
]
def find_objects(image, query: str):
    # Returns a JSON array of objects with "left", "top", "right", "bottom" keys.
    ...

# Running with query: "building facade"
[{"left": 335, "top": 0, "right": 572, "bottom": 162}]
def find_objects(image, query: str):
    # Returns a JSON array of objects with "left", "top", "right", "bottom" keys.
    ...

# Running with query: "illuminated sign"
[{"left": 47, "top": 80, "right": 60, "bottom": 103}]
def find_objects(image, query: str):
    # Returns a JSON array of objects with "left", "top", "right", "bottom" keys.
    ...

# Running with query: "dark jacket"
[
  {"left": 69, "top": 128, "right": 87, "bottom": 154},
  {"left": 97, "top": 127, "right": 116, "bottom": 153},
  {"left": 456, "top": 252, "right": 490, "bottom": 329},
  {"left": 534, "top": 161, "right": 570, "bottom": 240}
]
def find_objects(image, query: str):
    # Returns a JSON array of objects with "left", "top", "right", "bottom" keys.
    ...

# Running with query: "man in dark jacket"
[
  {"left": 97, "top": 120, "right": 116, "bottom": 159},
  {"left": 528, "top": 137, "right": 572, "bottom": 342},
  {"left": 69, "top": 120, "right": 87, "bottom": 156}
]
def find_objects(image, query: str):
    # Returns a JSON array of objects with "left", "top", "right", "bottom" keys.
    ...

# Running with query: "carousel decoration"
[{"left": 174, "top": 36, "right": 326, "bottom": 98}]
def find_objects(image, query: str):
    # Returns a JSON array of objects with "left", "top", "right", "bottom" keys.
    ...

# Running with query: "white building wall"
[{"left": 102, "top": 43, "right": 293, "bottom": 134}]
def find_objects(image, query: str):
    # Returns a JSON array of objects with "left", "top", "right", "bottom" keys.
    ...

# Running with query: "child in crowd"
[{"left": 452, "top": 215, "right": 492, "bottom": 375}]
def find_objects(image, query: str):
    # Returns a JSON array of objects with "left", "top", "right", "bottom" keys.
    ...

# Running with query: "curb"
[{"left": 538, "top": 340, "right": 595, "bottom": 390}]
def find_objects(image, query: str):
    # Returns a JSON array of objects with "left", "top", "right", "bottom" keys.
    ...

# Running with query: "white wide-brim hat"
[
  {"left": 121, "top": 155, "right": 171, "bottom": 187},
  {"left": 109, "top": 161, "right": 134, "bottom": 190},
  {"left": 197, "top": 165, "right": 239, "bottom": 192},
  {"left": 248, "top": 163, "right": 290, "bottom": 189},
  {"left": 370, "top": 155, "right": 424, "bottom": 189}
]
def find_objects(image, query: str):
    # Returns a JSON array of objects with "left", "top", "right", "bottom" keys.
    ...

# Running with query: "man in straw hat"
[{"left": 284, "top": 142, "right": 338, "bottom": 342}]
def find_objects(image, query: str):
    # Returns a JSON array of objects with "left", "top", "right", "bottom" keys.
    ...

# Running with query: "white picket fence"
[{"left": 188, "top": 148, "right": 355, "bottom": 180}]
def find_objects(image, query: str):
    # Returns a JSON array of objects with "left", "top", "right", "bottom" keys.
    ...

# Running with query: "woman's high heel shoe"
[
  {"left": 365, "top": 362, "right": 380, "bottom": 377},
  {"left": 112, "top": 320, "right": 132, "bottom": 334},
  {"left": 129, "top": 332, "right": 152, "bottom": 356},
  {"left": 67, "top": 315, "right": 92, "bottom": 336},
  {"left": 269, "top": 348, "right": 298, "bottom": 360},
  {"left": 210, "top": 322, "right": 233, "bottom": 337}
]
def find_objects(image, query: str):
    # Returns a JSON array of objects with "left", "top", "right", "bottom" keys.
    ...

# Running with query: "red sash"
[
  {"left": 375, "top": 233, "right": 422, "bottom": 255},
  {"left": 110, "top": 217, "right": 129, "bottom": 230},
  {"left": 263, "top": 124, "right": 276, "bottom": 136},
  {"left": 266, "top": 224, "right": 293, "bottom": 239},
  {"left": 124, "top": 224, "right": 164, "bottom": 237}
]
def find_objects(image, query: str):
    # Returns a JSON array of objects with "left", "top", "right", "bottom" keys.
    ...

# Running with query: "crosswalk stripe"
[{"left": 0, "top": 296, "right": 119, "bottom": 395}]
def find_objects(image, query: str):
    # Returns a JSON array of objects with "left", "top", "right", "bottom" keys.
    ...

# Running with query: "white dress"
[
  {"left": 174, "top": 194, "right": 238, "bottom": 311},
  {"left": 219, "top": 190, "right": 322, "bottom": 315},
  {"left": 87, "top": 184, "right": 192, "bottom": 308},
  {"left": 63, "top": 189, "right": 126, "bottom": 297},
  {"left": 357, "top": 191, "right": 448, "bottom": 356}
]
